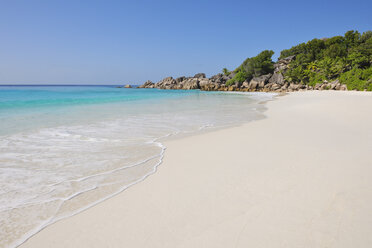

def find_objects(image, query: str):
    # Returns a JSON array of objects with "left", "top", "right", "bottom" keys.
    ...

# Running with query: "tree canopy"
[
  {"left": 226, "top": 50, "right": 275, "bottom": 86},
  {"left": 279, "top": 30, "right": 372, "bottom": 90},
  {"left": 224, "top": 30, "right": 371, "bottom": 90}
]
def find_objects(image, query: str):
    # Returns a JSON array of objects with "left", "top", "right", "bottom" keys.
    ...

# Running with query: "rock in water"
[{"left": 137, "top": 80, "right": 155, "bottom": 88}]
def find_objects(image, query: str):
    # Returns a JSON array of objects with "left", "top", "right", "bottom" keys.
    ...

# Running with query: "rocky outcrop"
[
  {"left": 143, "top": 73, "right": 228, "bottom": 91},
  {"left": 241, "top": 74, "right": 272, "bottom": 90},
  {"left": 194, "top": 73, "right": 206, "bottom": 79},
  {"left": 148, "top": 76, "right": 200, "bottom": 90},
  {"left": 199, "top": 74, "right": 227, "bottom": 91},
  {"left": 155, "top": 77, "right": 177, "bottom": 89},
  {"left": 180, "top": 78, "right": 200, "bottom": 89},
  {"left": 267, "top": 55, "right": 295, "bottom": 87},
  {"left": 137, "top": 56, "right": 348, "bottom": 92},
  {"left": 124, "top": 84, "right": 132, "bottom": 88},
  {"left": 137, "top": 80, "right": 155, "bottom": 88},
  {"left": 313, "top": 80, "right": 347, "bottom": 91}
]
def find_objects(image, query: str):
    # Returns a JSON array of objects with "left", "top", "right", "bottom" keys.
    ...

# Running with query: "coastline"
[
  {"left": 1, "top": 88, "right": 272, "bottom": 248},
  {"left": 20, "top": 91, "right": 372, "bottom": 248}
]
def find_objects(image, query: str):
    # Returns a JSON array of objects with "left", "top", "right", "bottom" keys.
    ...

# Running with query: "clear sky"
[{"left": 0, "top": 0, "right": 371, "bottom": 85}]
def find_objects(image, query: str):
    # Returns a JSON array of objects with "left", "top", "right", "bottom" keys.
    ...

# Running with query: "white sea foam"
[{"left": 0, "top": 91, "right": 274, "bottom": 248}]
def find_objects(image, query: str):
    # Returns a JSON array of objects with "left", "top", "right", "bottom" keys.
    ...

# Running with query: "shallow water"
[{"left": 0, "top": 86, "right": 274, "bottom": 247}]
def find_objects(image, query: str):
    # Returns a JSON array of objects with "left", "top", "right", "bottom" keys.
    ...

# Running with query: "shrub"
[
  {"left": 339, "top": 67, "right": 372, "bottom": 91},
  {"left": 226, "top": 70, "right": 248, "bottom": 86},
  {"left": 240, "top": 50, "right": 274, "bottom": 80},
  {"left": 221, "top": 29, "right": 371, "bottom": 91},
  {"left": 282, "top": 30, "right": 371, "bottom": 90},
  {"left": 222, "top": 68, "right": 230, "bottom": 76}
]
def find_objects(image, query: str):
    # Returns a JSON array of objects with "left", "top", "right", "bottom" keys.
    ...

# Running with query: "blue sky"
[{"left": 0, "top": 0, "right": 371, "bottom": 85}]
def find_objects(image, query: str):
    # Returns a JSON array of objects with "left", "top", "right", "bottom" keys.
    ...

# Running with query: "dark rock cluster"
[{"left": 138, "top": 56, "right": 348, "bottom": 92}]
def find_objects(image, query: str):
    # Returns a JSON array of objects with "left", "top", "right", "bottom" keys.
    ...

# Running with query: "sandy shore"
[{"left": 20, "top": 91, "right": 372, "bottom": 248}]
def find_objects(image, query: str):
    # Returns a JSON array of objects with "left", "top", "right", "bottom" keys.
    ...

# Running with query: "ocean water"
[{"left": 0, "top": 85, "right": 274, "bottom": 248}]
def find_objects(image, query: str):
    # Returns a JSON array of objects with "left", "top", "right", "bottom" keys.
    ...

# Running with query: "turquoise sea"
[{"left": 0, "top": 85, "right": 274, "bottom": 248}]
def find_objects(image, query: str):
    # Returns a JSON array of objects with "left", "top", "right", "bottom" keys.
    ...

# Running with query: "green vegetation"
[
  {"left": 339, "top": 67, "right": 372, "bottom": 91},
  {"left": 225, "top": 30, "right": 372, "bottom": 91},
  {"left": 222, "top": 68, "right": 230, "bottom": 76},
  {"left": 226, "top": 50, "right": 275, "bottom": 86},
  {"left": 280, "top": 30, "right": 372, "bottom": 90},
  {"left": 226, "top": 70, "right": 248, "bottom": 86}
]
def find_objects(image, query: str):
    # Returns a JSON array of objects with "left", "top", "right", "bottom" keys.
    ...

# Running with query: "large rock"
[
  {"left": 194, "top": 73, "right": 206, "bottom": 79},
  {"left": 281, "top": 83, "right": 289, "bottom": 91},
  {"left": 314, "top": 83, "right": 322, "bottom": 90},
  {"left": 250, "top": 74, "right": 272, "bottom": 88},
  {"left": 241, "top": 80, "right": 250, "bottom": 88},
  {"left": 176, "top": 76, "right": 186, "bottom": 83},
  {"left": 271, "top": 83, "right": 281, "bottom": 90},
  {"left": 137, "top": 80, "right": 155, "bottom": 88},
  {"left": 267, "top": 55, "right": 295, "bottom": 87},
  {"left": 199, "top": 78, "right": 225, "bottom": 91},
  {"left": 273, "top": 55, "right": 295, "bottom": 73},
  {"left": 330, "top": 80, "right": 340, "bottom": 90},
  {"left": 209, "top": 73, "right": 228, "bottom": 85},
  {"left": 288, "top": 83, "right": 300, "bottom": 91},
  {"left": 248, "top": 80, "right": 258, "bottom": 90},
  {"left": 279, "top": 55, "right": 296, "bottom": 64},
  {"left": 181, "top": 78, "right": 200, "bottom": 89},
  {"left": 200, "top": 83, "right": 218, "bottom": 91},
  {"left": 269, "top": 72, "right": 285, "bottom": 86},
  {"left": 197, "top": 78, "right": 209, "bottom": 87},
  {"left": 155, "top": 77, "right": 177, "bottom": 89}
]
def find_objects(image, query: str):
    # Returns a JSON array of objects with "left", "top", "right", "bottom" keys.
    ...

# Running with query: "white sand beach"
[{"left": 20, "top": 91, "right": 372, "bottom": 248}]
